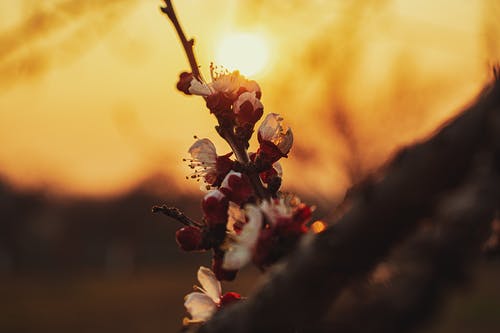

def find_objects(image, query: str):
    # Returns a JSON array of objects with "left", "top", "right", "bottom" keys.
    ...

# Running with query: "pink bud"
[
  {"left": 220, "top": 171, "right": 254, "bottom": 205},
  {"left": 202, "top": 190, "right": 229, "bottom": 226},
  {"left": 233, "top": 92, "right": 263, "bottom": 126},
  {"left": 175, "top": 226, "right": 203, "bottom": 251}
]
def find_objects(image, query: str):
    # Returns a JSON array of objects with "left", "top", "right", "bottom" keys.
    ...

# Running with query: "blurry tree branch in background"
[
  {"left": 196, "top": 74, "right": 500, "bottom": 333},
  {"left": 315, "top": 156, "right": 498, "bottom": 333}
]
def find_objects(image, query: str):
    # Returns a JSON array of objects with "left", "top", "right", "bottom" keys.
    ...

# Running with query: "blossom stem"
[
  {"left": 162, "top": 0, "right": 269, "bottom": 201},
  {"left": 160, "top": 0, "right": 202, "bottom": 80},
  {"left": 217, "top": 124, "right": 270, "bottom": 200}
]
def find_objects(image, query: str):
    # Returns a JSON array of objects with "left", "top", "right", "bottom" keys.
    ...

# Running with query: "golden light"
[
  {"left": 311, "top": 221, "right": 327, "bottom": 234},
  {"left": 214, "top": 32, "right": 270, "bottom": 77}
]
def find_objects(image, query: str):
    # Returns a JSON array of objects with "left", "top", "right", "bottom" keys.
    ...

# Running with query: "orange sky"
[{"left": 0, "top": 0, "right": 498, "bottom": 199}]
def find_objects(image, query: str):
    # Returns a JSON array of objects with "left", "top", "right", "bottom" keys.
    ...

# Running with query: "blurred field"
[
  {"left": 0, "top": 177, "right": 499, "bottom": 332},
  {"left": 0, "top": 263, "right": 498, "bottom": 332},
  {"left": 0, "top": 269, "right": 263, "bottom": 333}
]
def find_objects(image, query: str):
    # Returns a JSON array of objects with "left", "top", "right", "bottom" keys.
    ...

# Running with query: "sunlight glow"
[
  {"left": 215, "top": 32, "right": 270, "bottom": 77},
  {"left": 311, "top": 221, "right": 327, "bottom": 234}
]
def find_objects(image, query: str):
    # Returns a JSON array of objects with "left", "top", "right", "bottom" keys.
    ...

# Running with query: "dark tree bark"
[{"left": 196, "top": 75, "right": 500, "bottom": 333}]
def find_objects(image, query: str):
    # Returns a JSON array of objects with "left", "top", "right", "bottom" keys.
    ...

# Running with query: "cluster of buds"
[
  {"left": 158, "top": 0, "right": 321, "bottom": 326},
  {"left": 174, "top": 67, "right": 312, "bottom": 276},
  {"left": 164, "top": 68, "right": 318, "bottom": 324}
]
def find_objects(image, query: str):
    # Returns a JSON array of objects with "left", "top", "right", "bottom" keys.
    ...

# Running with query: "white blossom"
[
  {"left": 184, "top": 267, "right": 221, "bottom": 324},
  {"left": 258, "top": 113, "right": 293, "bottom": 154}
]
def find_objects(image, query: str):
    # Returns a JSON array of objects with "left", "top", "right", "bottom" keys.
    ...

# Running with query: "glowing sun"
[{"left": 215, "top": 32, "right": 270, "bottom": 77}]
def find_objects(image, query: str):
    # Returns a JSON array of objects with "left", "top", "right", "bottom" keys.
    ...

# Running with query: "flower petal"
[
  {"left": 227, "top": 202, "right": 246, "bottom": 235},
  {"left": 258, "top": 113, "right": 281, "bottom": 142},
  {"left": 223, "top": 243, "right": 252, "bottom": 270},
  {"left": 184, "top": 292, "right": 217, "bottom": 322},
  {"left": 273, "top": 162, "right": 283, "bottom": 178},
  {"left": 188, "top": 138, "right": 217, "bottom": 163},
  {"left": 240, "top": 205, "right": 263, "bottom": 246},
  {"left": 188, "top": 79, "right": 212, "bottom": 96},
  {"left": 197, "top": 266, "right": 222, "bottom": 303},
  {"left": 223, "top": 205, "right": 263, "bottom": 270},
  {"left": 257, "top": 114, "right": 293, "bottom": 154}
]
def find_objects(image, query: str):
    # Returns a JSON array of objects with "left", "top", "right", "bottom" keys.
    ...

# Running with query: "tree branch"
[
  {"left": 152, "top": 205, "right": 203, "bottom": 228},
  {"left": 313, "top": 154, "right": 499, "bottom": 333},
  {"left": 197, "top": 75, "right": 500, "bottom": 333},
  {"left": 160, "top": 0, "right": 201, "bottom": 80}
]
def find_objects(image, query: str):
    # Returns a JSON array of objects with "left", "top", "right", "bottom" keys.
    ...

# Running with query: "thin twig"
[
  {"left": 161, "top": 0, "right": 269, "bottom": 201},
  {"left": 160, "top": 0, "right": 201, "bottom": 80},
  {"left": 152, "top": 205, "right": 203, "bottom": 228}
]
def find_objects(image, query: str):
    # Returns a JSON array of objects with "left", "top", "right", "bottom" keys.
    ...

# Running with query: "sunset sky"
[{"left": 0, "top": 0, "right": 498, "bottom": 199}]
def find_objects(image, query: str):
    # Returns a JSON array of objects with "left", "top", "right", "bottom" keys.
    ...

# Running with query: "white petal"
[
  {"left": 227, "top": 202, "right": 245, "bottom": 235},
  {"left": 188, "top": 138, "right": 217, "bottom": 164},
  {"left": 204, "top": 189, "right": 226, "bottom": 202},
  {"left": 233, "top": 91, "right": 263, "bottom": 115},
  {"left": 211, "top": 72, "right": 241, "bottom": 98},
  {"left": 197, "top": 266, "right": 221, "bottom": 303},
  {"left": 223, "top": 244, "right": 252, "bottom": 270},
  {"left": 239, "top": 205, "right": 263, "bottom": 247},
  {"left": 220, "top": 170, "right": 242, "bottom": 190},
  {"left": 258, "top": 113, "right": 281, "bottom": 141},
  {"left": 184, "top": 292, "right": 217, "bottom": 322},
  {"left": 272, "top": 162, "right": 283, "bottom": 178},
  {"left": 276, "top": 127, "right": 293, "bottom": 154},
  {"left": 188, "top": 79, "right": 212, "bottom": 96},
  {"left": 261, "top": 199, "right": 291, "bottom": 226}
]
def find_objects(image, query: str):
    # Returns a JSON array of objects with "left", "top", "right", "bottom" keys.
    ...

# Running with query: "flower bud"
[
  {"left": 219, "top": 292, "right": 242, "bottom": 307},
  {"left": 176, "top": 226, "right": 203, "bottom": 251},
  {"left": 202, "top": 190, "right": 229, "bottom": 226},
  {"left": 176, "top": 72, "right": 194, "bottom": 95},
  {"left": 255, "top": 140, "right": 286, "bottom": 165},
  {"left": 220, "top": 171, "right": 253, "bottom": 205},
  {"left": 257, "top": 113, "right": 293, "bottom": 162},
  {"left": 233, "top": 91, "right": 263, "bottom": 126}
]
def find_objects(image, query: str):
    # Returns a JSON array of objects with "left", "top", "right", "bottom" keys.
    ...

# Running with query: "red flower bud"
[
  {"left": 219, "top": 292, "right": 242, "bottom": 307},
  {"left": 202, "top": 190, "right": 229, "bottom": 226},
  {"left": 220, "top": 171, "right": 253, "bottom": 205},
  {"left": 233, "top": 92, "right": 263, "bottom": 126},
  {"left": 213, "top": 153, "right": 234, "bottom": 186},
  {"left": 175, "top": 226, "right": 203, "bottom": 251},
  {"left": 206, "top": 92, "right": 234, "bottom": 116},
  {"left": 259, "top": 166, "right": 278, "bottom": 184},
  {"left": 176, "top": 72, "right": 194, "bottom": 95},
  {"left": 256, "top": 140, "right": 287, "bottom": 165}
]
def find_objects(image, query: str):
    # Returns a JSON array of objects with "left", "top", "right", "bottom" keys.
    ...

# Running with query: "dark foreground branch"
[
  {"left": 315, "top": 155, "right": 499, "bottom": 333},
  {"left": 197, "top": 76, "right": 500, "bottom": 333}
]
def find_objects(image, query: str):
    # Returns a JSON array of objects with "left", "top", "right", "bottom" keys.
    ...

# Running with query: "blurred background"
[{"left": 0, "top": 0, "right": 499, "bottom": 332}]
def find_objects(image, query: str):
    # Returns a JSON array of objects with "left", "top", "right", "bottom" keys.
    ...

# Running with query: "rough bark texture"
[{"left": 193, "top": 75, "right": 500, "bottom": 333}]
